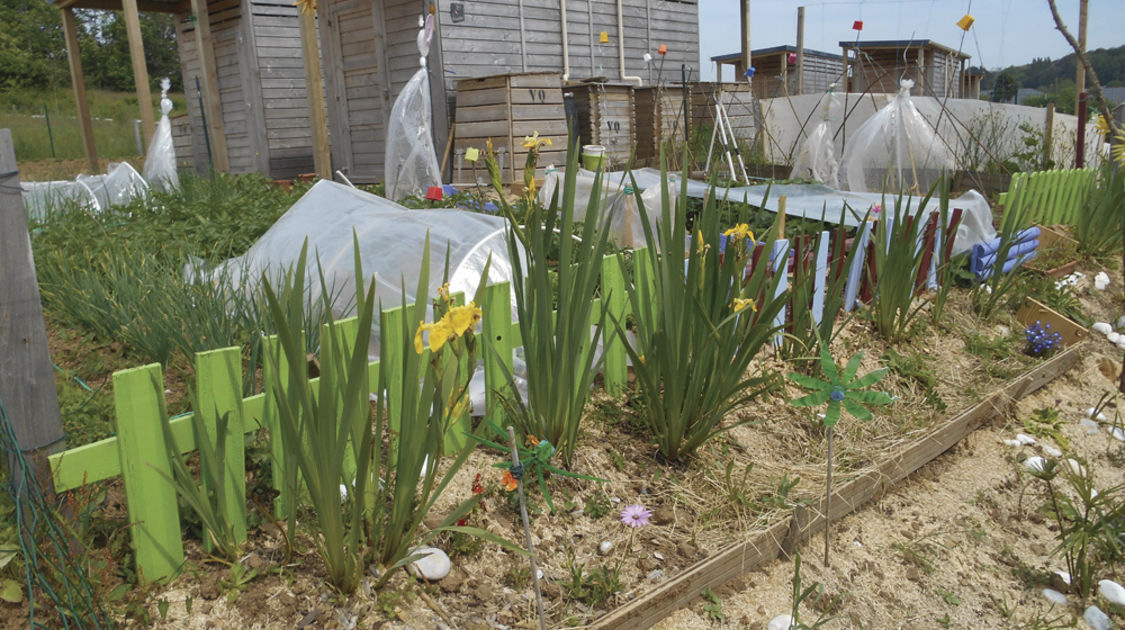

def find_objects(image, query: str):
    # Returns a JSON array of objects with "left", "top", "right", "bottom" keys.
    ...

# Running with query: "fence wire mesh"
[{"left": 0, "top": 394, "right": 114, "bottom": 629}]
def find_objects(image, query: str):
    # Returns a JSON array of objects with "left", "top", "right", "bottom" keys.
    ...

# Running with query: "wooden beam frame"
[
  {"left": 189, "top": 0, "right": 229, "bottom": 172},
  {"left": 298, "top": 7, "right": 331, "bottom": 178},
  {"left": 56, "top": 0, "right": 183, "bottom": 13},
  {"left": 121, "top": 0, "right": 156, "bottom": 145},
  {"left": 60, "top": 7, "right": 99, "bottom": 173}
]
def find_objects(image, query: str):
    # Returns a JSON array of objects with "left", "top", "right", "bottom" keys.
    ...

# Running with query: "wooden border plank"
[{"left": 591, "top": 344, "right": 1082, "bottom": 629}]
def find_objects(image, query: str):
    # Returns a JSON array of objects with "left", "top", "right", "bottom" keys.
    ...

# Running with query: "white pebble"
[
  {"left": 1055, "top": 570, "right": 1072, "bottom": 586},
  {"left": 1025, "top": 456, "right": 1048, "bottom": 472},
  {"left": 646, "top": 569, "right": 663, "bottom": 581},
  {"left": 652, "top": 551, "right": 664, "bottom": 561},
  {"left": 1065, "top": 459, "right": 1086, "bottom": 477},
  {"left": 1084, "top": 605, "right": 1111, "bottom": 630},
  {"left": 1081, "top": 418, "right": 1100, "bottom": 434},
  {"left": 1108, "top": 426, "right": 1125, "bottom": 442},
  {"left": 1043, "top": 588, "right": 1068, "bottom": 605},
  {"left": 406, "top": 547, "right": 451, "bottom": 581},
  {"left": 1116, "top": 315, "right": 1125, "bottom": 330},
  {"left": 1003, "top": 439, "right": 1023, "bottom": 447},
  {"left": 536, "top": 568, "right": 544, "bottom": 581},
  {"left": 610, "top": 497, "right": 622, "bottom": 504},
  {"left": 1043, "top": 445, "right": 1063, "bottom": 458},
  {"left": 1093, "top": 322, "right": 1113, "bottom": 335},
  {"left": 1086, "top": 408, "right": 1109, "bottom": 422},
  {"left": 1108, "top": 332, "right": 1122, "bottom": 345},
  {"left": 1094, "top": 272, "right": 1111, "bottom": 290},
  {"left": 768, "top": 614, "right": 795, "bottom": 630},
  {"left": 1099, "top": 580, "right": 1125, "bottom": 606},
  {"left": 598, "top": 541, "right": 613, "bottom": 556},
  {"left": 1016, "top": 433, "right": 1037, "bottom": 445}
]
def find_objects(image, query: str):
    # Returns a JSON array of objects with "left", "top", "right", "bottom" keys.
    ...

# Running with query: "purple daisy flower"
[{"left": 619, "top": 504, "right": 652, "bottom": 528}]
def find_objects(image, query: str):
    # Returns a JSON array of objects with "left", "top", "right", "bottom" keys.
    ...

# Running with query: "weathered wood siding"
[
  {"left": 174, "top": 14, "right": 213, "bottom": 173},
  {"left": 432, "top": 0, "right": 699, "bottom": 93},
  {"left": 320, "top": 0, "right": 390, "bottom": 182},
  {"left": 571, "top": 83, "right": 635, "bottom": 166},
  {"left": 175, "top": 0, "right": 313, "bottom": 177},
  {"left": 250, "top": 0, "right": 315, "bottom": 177},
  {"left": 452, "top": 72, "right": 567, "bottom": 186}
]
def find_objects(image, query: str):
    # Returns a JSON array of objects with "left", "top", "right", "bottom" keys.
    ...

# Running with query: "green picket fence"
[
  {"left": 998, "top": 167, "right": 1096, "bottom": 227},
  {"left": 45, "top": 253, "right": 636, "bottom": 582}
]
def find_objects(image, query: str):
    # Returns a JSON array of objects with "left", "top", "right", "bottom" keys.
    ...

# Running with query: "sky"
[{"left": 696, "top": 0, "right": 1125, "bottom": 80}]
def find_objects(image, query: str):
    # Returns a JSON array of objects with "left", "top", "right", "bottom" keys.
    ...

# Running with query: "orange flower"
[
  {"left": 527, "top": 434, "right": 540, "bottom": 447},
  {"left": 501, "top": 470, "right": 518, "bottom": 492}
]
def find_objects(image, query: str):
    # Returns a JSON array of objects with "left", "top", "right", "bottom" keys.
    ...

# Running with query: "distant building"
[
  {"left": 963, "top": 66, "right": 985, "bottom": 100},
  {"left": 1016, "top": 88, "right": 1045, "bottom": 105},
  {"left": 710, "top": 46, "right": 845, "bottom": 98},
  {"left": 839, "top": 39, "right": 972, "bottom": 98},
  {"left": 1101, "top": 87, "right": 1125, "bottom": 105}
]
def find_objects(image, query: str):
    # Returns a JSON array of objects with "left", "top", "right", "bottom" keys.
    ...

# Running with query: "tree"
[
  {"left": 79, "top": 10, "right": 181, "bottom": 92},
  {"left": 991, "top": 71, "right": 1019, "bottom": 103},
  {"left": 0, "top": 0, "right": 68, "bottom": 89}
]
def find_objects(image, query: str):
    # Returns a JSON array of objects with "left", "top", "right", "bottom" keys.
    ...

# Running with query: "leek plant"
[
  {"left": 971, "top": 197, "right": 1031, "bottom": 320},
  {"left": 486, "top": 136, "right": 615, "bottom": 466},
  {"left": 616, "top": 162, "right": 788, "bottom": 462}
]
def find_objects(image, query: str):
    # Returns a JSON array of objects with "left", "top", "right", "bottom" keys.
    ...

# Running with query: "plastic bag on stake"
[
  {"left": 839, "top": 80, "right": 954, "bottom": 194},
  {"left": 143, "top": 78, "right": 180, "bottom": 192},
  {"left": 790, "top": 89, "right": 841, "bottom": 187},
  {"left": 384, "top": 15, "right": 442, "bottom": 201}
]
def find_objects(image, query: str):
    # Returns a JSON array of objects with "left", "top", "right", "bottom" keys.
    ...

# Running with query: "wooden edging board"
[{"left": 590, "top": 344, "right": 1083, "bottom": 629}]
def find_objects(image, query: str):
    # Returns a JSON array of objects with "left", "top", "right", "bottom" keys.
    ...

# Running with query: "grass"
[{"left": 3, "top": 88, "right": 188, "bottom": 163}]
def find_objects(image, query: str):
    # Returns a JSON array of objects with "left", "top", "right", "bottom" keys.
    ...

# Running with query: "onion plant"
[
  {"left": 1074, "top": 160, "right": 1124, "bottom": 259},
  {"left": 486, "top": 136, "right": 615, "bottom": 466},
  {"left": 615, "top": 162, "right": 788, "bottom": 462}
]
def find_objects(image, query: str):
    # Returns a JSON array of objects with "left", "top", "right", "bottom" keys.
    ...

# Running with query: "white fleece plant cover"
[
  {"left": 22, "top": 161, "right": 148, "bottom": 220},
  {"left": 588, "top": 168, "right": 995, "bottom": 256},
  {"left": 207, "top": 180, "right": 523, "bottom": 357}
]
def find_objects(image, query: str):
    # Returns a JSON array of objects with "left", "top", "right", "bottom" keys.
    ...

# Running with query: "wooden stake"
[
  {"left": 299, "top": 7, "right": 331, "bottom": 179},
  {"left": 121, "top": 0, "right": 156, "bottom": 145},
  {"left": 1075, "top": 0, "right": 1088, "bottom": 116},
  {"left": 61, "top": 9, "right": 98, "bottom": 174},
  {"left": 190, "top": 0, "right": 230, "bottom": 172},
  {"left": 796, "top": 7, "right": 805, "bottom": 94},
  {"left": 0, "top": 129, "right": 67, "bottom": 494},
  {"left": 508, "top": 426, "right": 546, "bottom": 630},
  {"left": 1043, "top": 103, "right": 1055, "bottom": 167}
]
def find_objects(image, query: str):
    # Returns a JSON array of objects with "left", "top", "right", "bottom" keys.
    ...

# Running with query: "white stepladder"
[{"left": 704, "top": 89, "right": 750, "bottom": 185}]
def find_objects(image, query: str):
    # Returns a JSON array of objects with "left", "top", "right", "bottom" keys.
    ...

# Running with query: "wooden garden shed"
[
  {"left": 840, "top": 39, "right": 971, "bottom": 99},
  {"left": 711, "top": 46, "right": 845, "bottom": 99},
  {"left": 317, "top": 0, "right": 701, "bottom": 184},
  {"left": 51, "top": 0, "right": 322, "bottom": 179}
]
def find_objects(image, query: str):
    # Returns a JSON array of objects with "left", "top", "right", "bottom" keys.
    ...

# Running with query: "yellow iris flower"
[
  {"left": 732, "top": 297, "right": 758, "bottom": 313},
  {"left": 521, "top": 132, "right": 552, "bottom": 150},
  {"left": 413, "top": 302, "right": 483, "bottom": 354},
  {"left": 722, "top": 224, "right": 755, "bottom": 243}
]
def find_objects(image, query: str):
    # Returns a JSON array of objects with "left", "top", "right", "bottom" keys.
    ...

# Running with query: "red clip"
[
  {"left": 425, "top": 185, "right": 443, "bottom": 201},
  {"left": 658, "top": 44, "right": 667, "bottom": 55},
  {"left": 852, "top": 20, "right": 864, "bottom": 31}
]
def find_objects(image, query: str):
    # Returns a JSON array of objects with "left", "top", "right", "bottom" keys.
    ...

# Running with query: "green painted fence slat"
[
  {"left": 262, "top": 333, "right": 300, "bottom": 518},
  {"left": 381, "top": 304, "right": 411, "bottom": 464},
  {"left": 601, "top": 254, "right": 628, "bottom": 395},
  {"left": 113, "top": 364, "right": 183, "bottom": 582},
  {"left": 195, "top": 347, "right": 247, "bottom": 545},
  {"left": 482, "top": 283, "right": 514, "bottom": 427}
]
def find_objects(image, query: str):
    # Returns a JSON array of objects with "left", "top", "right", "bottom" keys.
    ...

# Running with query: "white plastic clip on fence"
[
  {"left": 384, "top": 14, "right": 441, "bottom": 201},
  {"left": 143, "top": 77, "right": 180, "bottom": 192}
]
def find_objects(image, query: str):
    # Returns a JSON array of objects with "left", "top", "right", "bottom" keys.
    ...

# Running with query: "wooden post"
[
  {"left": 1075, "top": 0, "right": 1088, "bottom": 116},
  {"left": 1043, "top": 102, "right": 1055, "bottom": 167},
  {"left": 916, "top": 46, "right": 925, "bottom": 94},
  {"left": 190, "top": 0, "right": 230, "bottom": 172},
  {"left": 299, "top": 7, "right": 331, "bottom": 179},
  {"left": 60, "top": 9, "right": 99, "bottom": 174},
  {"left": 739, "top": 0, "right": 751, "bottom": 80},
  {"left": 121, "top": 0, "right": 156, "bottom": 145},
  {"left": 795, "top": 6, "right": 805, "bottom": 94},
  {"left": 0, "top": 129, "right": 67, "bottom": 492}
]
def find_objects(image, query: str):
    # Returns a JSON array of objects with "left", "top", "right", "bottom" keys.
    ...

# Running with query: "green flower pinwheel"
[
  {"left": 787, "top": 347, "right": 893, "bottom": 427},
  {"left": 786, "top": 347, "right": 893, "bottom": 566}
]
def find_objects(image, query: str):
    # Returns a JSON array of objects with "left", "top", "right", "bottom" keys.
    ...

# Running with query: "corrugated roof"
[{"left": 838, "top": 39, "right": 971, "bottom": 59}]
